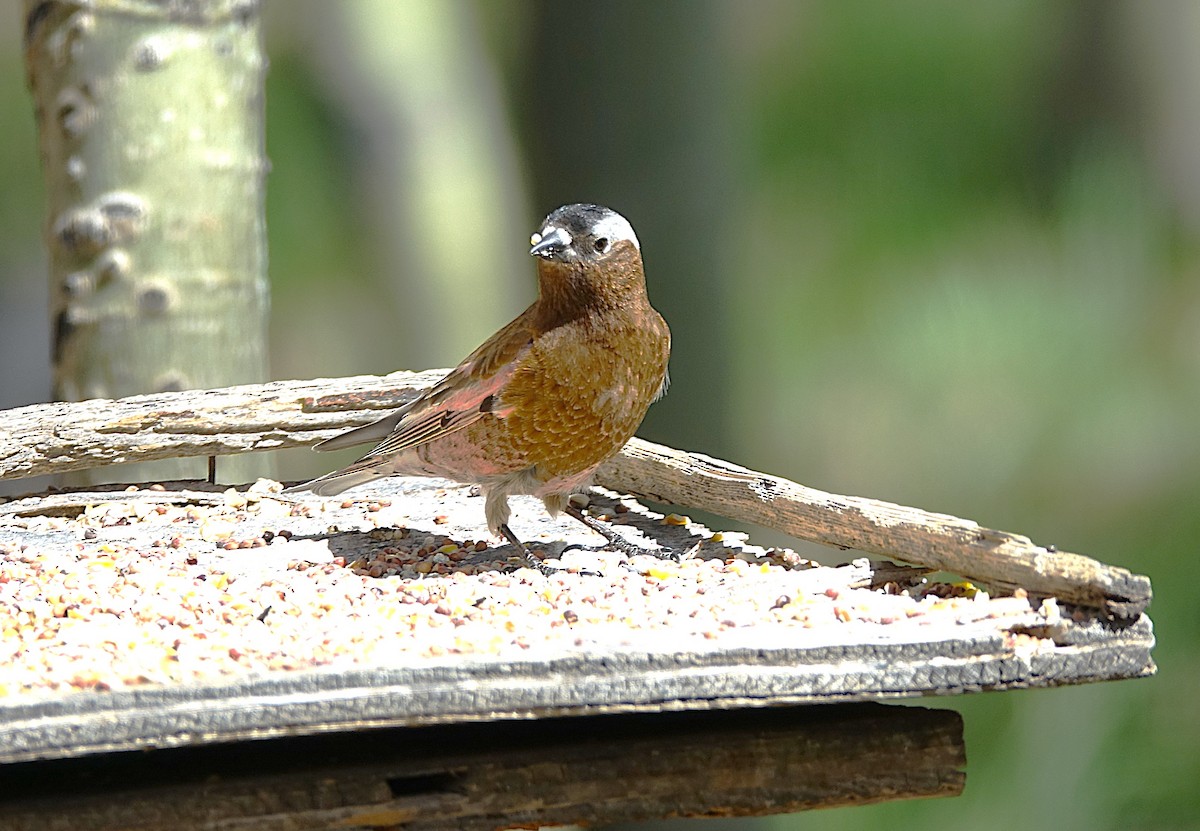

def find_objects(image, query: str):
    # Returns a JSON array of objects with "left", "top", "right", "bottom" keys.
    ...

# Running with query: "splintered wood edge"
[{"left": 0, "top": 370, "right": 1151, "bottom": 614}]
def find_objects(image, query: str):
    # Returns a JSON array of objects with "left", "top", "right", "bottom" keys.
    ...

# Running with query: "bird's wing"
[{"left": 357, "top": 311, "right": 536, "bottom": 459}]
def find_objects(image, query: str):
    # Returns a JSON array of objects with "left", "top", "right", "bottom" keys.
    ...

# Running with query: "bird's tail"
[
  {"left": 314, "top": 407, "right": 410, "bottom": 453},
  {"left": 283, "top": 463, "right": 387, "bottom": 497}
]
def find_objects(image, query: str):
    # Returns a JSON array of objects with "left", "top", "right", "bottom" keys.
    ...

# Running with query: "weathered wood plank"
[
  {"left": 0, "top": 479, "right": 1155, "bottom": 766},
  {"left": 0, "top": 371, "right": 1152, "bottom": 613},
  {"left": 0, "top": 705, "right": 966, "bottom": 830}
]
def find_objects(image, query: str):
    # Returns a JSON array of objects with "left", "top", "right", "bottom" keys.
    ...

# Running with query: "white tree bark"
[{"left": 24, "top": 0, "right": 271, "bottom": 483}]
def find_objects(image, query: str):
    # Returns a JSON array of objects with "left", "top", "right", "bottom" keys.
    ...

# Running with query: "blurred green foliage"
[{"left": 2, "top": 1, "right": 1197, "bottom": 827}]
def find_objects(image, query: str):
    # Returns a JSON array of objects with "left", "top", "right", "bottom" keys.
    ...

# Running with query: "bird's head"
[
  {"left": 529, "top": 204, "right": 646, "bottom": 312},
  {"left": 529, "top": 203, "right": 640, "bottom": 266}
]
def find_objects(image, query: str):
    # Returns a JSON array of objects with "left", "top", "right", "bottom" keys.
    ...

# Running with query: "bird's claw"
[
  {"left": 520, "top": 548, "right": 601, "bottom": 578},
  {"left": 498, "top": 518, "right": 680, "bottom": 579},
  {"left": 562, "top": 504, "right": 680, "bottom": 562},
  {"left": 562, "top": 539, "right": 679, "bottom": 561}
]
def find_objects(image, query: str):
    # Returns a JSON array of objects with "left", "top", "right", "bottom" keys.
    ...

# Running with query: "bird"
[{"left": 287, "top": 203, "right": 671, "bottom": 570}]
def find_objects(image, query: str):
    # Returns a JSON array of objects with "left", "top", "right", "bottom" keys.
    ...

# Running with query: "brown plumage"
[{"left": 288, "top": 204, "right": 671, "bottom": 566}]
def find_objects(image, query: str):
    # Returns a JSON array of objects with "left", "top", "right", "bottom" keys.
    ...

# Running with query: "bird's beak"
[{"left": 529, "top": 226, "right": 571, "bottom": 259}]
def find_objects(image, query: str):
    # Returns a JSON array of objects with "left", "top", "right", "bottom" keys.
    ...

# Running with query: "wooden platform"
[{"left": 0, "top": 477, "right": 1155, "bottom": 766}]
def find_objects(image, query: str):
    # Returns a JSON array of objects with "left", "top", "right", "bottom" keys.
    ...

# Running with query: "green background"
[{"left": 1, "top": 2, "right": 1195, "bottom": 827}]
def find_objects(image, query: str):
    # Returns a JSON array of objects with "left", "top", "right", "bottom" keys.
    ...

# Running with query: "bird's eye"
[{"left": 593, "top": 237, "right": 610, "bottom": 254}]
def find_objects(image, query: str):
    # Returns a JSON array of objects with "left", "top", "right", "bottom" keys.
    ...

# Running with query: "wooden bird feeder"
[{"left": 0, "top": 370, "right": 1154, "bottom": 830}]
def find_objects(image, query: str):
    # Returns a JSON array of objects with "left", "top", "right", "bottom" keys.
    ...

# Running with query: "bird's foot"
[
  {"left": 562, "top": 505, "right": 679, "bottom": 562},
  {"left": 498, "top": 524, "right": 601, "bottom": 577},
  {"left": 560, "top": 539, "right": 679, "bottom": 562}
]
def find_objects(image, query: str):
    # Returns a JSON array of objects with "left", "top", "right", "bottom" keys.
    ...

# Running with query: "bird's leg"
[
  {"left": 498, "top": 523, "right": 547, "bottom": 572},
  {"left": 563, "top": 505, "right": 677, "bottom": 561}
]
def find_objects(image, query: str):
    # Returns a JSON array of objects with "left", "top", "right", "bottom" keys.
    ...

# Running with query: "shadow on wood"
[{"left": 0, "top": 703, "right": 965, "bottom": 831}]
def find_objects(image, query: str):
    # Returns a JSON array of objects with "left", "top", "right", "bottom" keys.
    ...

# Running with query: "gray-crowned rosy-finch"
[{"left": 288, "top": 204, "right": 671, "bottom": 569}]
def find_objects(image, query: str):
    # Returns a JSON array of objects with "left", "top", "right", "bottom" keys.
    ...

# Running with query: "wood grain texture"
[
  {"left": 0, "top": 370, "right": 1151, "bottom": 613},
  {"left": 0, "top": 370, "right": 441, "bottom": 479}
]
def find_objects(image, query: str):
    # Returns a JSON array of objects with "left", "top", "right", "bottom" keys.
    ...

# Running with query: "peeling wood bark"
[{"left": 0, "top": 370, "right": 1151, "bottom": 614}]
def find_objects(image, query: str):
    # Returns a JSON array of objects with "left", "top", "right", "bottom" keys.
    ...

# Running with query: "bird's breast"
[{"left": 488, "top": 308, "right": 669, "bottom": 478}]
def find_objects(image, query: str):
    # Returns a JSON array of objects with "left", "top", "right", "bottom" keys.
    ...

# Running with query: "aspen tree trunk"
[{"left": 23, "top": 0, "right": 270, "bottom": 484}]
